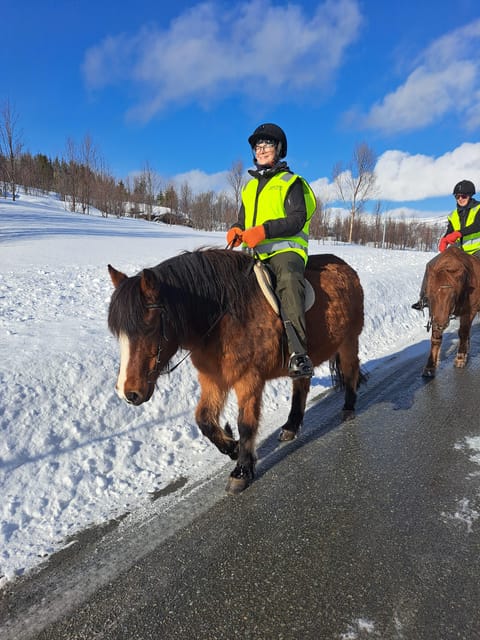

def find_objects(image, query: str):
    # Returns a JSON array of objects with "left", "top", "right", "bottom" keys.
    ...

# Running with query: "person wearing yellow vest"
[
  {"left": 226, "top": 123, "right": 317, "bottom": 378},
  {"left": 412, "top": 179, "right": 480, "bottom": 310}
]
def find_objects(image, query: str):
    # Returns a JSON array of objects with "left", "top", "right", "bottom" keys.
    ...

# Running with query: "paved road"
[{"left": 1, "top": 330, "right": 480, "bottom": 639}]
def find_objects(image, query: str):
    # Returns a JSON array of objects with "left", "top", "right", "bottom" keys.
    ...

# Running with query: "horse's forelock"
[{"left": 108, "top": 274, "right": 151, "bottom": 337}]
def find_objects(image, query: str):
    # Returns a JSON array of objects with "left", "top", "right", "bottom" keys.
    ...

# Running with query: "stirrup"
[{"left": 288, "top": 353, "right": 314, "bottom": 379}]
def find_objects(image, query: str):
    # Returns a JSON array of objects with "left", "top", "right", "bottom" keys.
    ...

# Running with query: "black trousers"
[{"left": 264, "top": 251, "right": 307, "bottom": 353}]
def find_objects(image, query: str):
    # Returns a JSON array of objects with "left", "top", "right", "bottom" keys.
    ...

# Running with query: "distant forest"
[{"left": 0, "top": 100, "right": 442, "bottom": 251}]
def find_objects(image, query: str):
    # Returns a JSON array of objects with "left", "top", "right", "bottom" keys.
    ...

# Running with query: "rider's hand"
[
  {"left": 226, "top": 227, "right": 243, "bottom": 248},
  {"left": 439, "top": 230, "right": 462, "bottom": 252},
  {"left": 242, "top": 225, "right": 266, "bottom": 249}
]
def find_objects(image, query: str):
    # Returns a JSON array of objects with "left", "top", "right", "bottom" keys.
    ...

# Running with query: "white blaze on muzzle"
[{"left": 116, "top": 332, "right": 130, "bottom": 400}]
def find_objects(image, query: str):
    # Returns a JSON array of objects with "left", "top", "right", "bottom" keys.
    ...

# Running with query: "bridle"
[
  {"left": 144, "top": 301, "right": 226, "bottom": 383},
  {"left": 426, "top": 283, "right": 456, "bottom": 332}
]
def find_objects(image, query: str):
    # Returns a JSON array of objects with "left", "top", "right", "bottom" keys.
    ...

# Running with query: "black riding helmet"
[
  {"left": 453, "top": 180, "right": 476, "bottom": 196},
  {"left": 248, "top": 123, "right": 287, "bottom": 159}
]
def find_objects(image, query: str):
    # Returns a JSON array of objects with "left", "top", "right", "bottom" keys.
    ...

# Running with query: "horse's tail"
[
  {"left": 329, "top": 354, "right": 369, "bottom": 390},
  {"left": 329, "top": 354, "right": 344, "bottom": 390}
]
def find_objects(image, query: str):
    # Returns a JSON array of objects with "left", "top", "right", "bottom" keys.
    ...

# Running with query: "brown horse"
[
  {"left": 108, "top": 249, "right": 364, "bottom": 494},
  {"left": 422, "top": 245, "right": 480, "bottom": 377}
]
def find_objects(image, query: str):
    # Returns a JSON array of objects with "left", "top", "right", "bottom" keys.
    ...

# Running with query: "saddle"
[{"left": 253, "top": 260, "right": 315, "bottom": 315}]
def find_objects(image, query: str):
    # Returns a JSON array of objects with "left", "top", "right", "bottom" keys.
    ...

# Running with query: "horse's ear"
[
  {"left": 108, "top": 264, "right": 127, "bottom": 288},
  {"left": 140, "top": 268, "right": 159, "bottom": 300}
]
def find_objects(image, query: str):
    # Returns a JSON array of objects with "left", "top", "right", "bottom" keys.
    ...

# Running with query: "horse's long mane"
[{"left": 109, "top": 249, "right": 260, "bottom": 341}]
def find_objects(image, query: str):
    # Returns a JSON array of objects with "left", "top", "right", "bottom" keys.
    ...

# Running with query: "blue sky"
[{"left": 2, "top": 0, "right": 480, "bottom": 216}]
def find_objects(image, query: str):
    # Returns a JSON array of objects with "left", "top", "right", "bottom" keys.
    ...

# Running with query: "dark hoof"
[
  {"left": 279, "top": 428, "right": 296, "bottom": 442},
  {"left": 422, "top": 368, "right": 435, "bottom": 378},
  {"left": 225, "top": 475, "right": 251, "bottom": 495},
  {"left": 342, "top": 408, "right": 355, "bottom": 421}
]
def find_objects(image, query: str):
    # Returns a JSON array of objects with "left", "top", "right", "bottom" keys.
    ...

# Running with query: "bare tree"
[
  {"left": 333, "top": 142, "right": 377, "bottom": 243},
  {"left": 140, "top": 161, "right": 160, "bottom": 220},
  {"left": 63, "top": 137, "right": 82, "bottom": 212},
  {"left": 0, "top": 100, "right": 24, "bottom": 201},
  {"left": 178, "top": 181, "right": 193, "bottom": 220},
  {"left": 227, "top": 159, "right": 246, "bottom": 212},
  {"left": 79, "top": 134, "right": 99, "bottom": 214}
]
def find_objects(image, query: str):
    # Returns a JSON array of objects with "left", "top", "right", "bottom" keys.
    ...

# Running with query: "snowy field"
[{"left": 1, "top": 192, "right": 479, "bottom": 584}]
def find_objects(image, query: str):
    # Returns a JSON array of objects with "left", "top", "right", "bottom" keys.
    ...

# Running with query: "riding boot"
[
  {"left": 412, "top": 254, "right": 439, "bottom": 310},
  {"left": 411, "top": 296, "right": 428, "bottom": 310}
]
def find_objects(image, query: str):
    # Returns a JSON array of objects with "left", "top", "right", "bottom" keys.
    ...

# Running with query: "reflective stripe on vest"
[
  {"left": 448, "top": 204, "right": 480, "bottom": 254},
  {"left": 241, "top": 171, "right": 316, "bottom": 263}
]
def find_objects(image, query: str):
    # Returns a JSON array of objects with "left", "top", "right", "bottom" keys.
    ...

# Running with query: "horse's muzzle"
[{"left": 125, "top": 391, "right": 145, "bottom": 405}]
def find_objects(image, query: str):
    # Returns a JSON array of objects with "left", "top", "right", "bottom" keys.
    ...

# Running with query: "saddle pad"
[{"left": 253, "top": 261, "right": 315, "bottom": 315}]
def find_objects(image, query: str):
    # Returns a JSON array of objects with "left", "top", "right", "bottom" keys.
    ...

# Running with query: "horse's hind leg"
[
  {"left": 225, "top": 376, "right": 264, "bottom": 495},
  {"left": 454, "top": 314, "right": 473, "bottom": 368},
  {"left": 337, "top": 337, "right": 360, "bottom": 419},
  {"left": 195, "top": 374, "right": 238, "bottom": 460},
  {"left": 279, "top": 377, "right": 311, "bottom": 442}
]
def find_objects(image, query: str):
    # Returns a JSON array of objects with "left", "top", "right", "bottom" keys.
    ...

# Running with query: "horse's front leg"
[
  {"left": 279, "top": 377, "right": 310, "bottom": 442},
  {"left": 195, "top": 374, "right": 238, "bottom": 460},
  {"left": 225, "top": 377, "right": 264, "bottom": 495},
  {"left": 454, "top": 313, "right": 473, "bottom": 368},
  {"left": 422, "top": 330, "right": 443, "bottom": 377}
]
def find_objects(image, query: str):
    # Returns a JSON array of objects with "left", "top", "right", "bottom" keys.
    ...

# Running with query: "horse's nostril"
[{"left": 126, "top": 391, "right": 142, "bottom": 405}]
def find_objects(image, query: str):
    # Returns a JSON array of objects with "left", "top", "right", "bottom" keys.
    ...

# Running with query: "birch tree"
[{"left": 333, "top": 142, "right": 377, "bottom": 243}]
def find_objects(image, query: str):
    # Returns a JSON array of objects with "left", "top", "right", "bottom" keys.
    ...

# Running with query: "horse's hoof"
[
  {"left": 342, "top": 408, "right": 355, "bottom": 421},
  {"left": 279, "top": 428, "right": 296, "bottom": 442},
  {"left": 422, "top": 368, "right": 435, "bottom": 378},
  {"left": 225, "top": 475, "right": 251, "bottom": 495},
  {"left": 454, "top": 357, "right": 467, "bottom": 368}
]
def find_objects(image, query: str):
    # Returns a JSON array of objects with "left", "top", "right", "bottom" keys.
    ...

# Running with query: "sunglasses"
[{"left": 455, "top": 194, "right": 470, "bottom": 199}]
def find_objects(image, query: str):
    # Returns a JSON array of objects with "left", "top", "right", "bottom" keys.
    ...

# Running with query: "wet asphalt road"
[{"left": 1, "top": 329, "right": 480, "bottom": 640}]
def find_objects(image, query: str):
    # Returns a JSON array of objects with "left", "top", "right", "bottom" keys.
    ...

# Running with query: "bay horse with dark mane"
[
  {"left": 108, "top": 249, "right": 364, "bottom": 494},
  {"left": 422, "top": 245, "right": 480, "bottom": 377}
]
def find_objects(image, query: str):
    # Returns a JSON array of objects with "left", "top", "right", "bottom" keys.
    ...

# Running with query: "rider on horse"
[
  {"left": 226, "top": 123, "right": 317, "bottom": 379},
  {"left": 412, "top": 179, "right": 480, "bottom": 310}
]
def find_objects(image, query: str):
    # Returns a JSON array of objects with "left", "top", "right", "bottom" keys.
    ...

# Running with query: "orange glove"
[
  {"left": 242, "top": 225, "right": 266, "bottom": 248},
  {"left": 226, "top": 226, "right": 243, "bottom": 248},
  {"left": 439, "top": 230, "right": 462, "bottom": 252}
]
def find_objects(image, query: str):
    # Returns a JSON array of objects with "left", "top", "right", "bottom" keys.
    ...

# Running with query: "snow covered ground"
[{"left": 1, "top": 191, "right": 479, "bottom": 584}]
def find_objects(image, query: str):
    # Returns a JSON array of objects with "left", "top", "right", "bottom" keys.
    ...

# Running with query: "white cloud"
[
  {"left": 309, "top": 176, "right": 338, "bottom": 203},
  {"left": 82, "top": 0, "right": 362, "bottom": 121},
  {"left": 351, "top": 19, "right": 480, "bottom": 134},
  {"left": 375, "top": 142, "right": 480, "bottom": 201},
  {"left": 310, "top": 142, "right": 480, "bottom": 205},
  {"left": 170, "top": 168, "right": 230, "bottom": 194}
]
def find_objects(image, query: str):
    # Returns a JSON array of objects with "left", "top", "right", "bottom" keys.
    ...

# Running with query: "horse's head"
[
  {"left": 426, "top": 262, "right": 467, "bottom": 332},
  {"left": 107, "top": 264, "right": 179, "bottom": 405}
]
